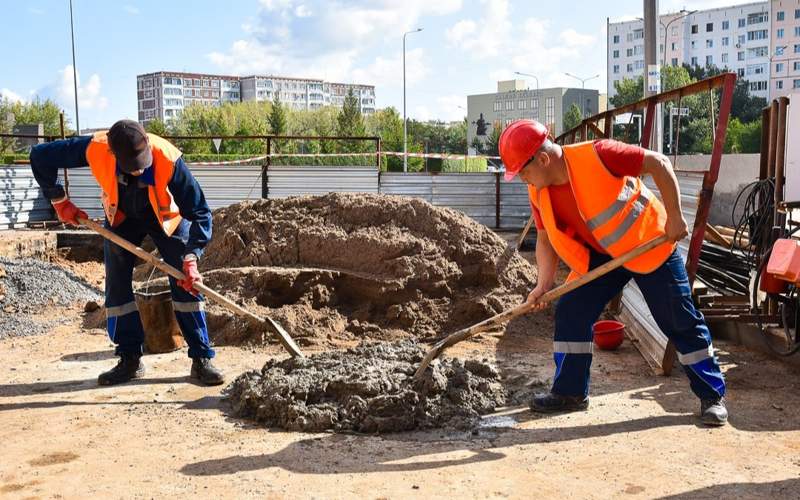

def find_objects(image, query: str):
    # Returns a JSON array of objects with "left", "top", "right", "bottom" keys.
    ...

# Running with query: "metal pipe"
[
  {"left": 759, "top": 107, "right": 770, "bottom": 182},
  {"left": 775, "top": 97, "right": 789, "bottom": 219},
  {"left": 69, "top": 0, "right": 80, "bottom": 135}
]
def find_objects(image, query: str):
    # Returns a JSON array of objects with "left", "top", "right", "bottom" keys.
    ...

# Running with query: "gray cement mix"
[{"left": 225, "top": 340, "right": 507, "bottom": 433}]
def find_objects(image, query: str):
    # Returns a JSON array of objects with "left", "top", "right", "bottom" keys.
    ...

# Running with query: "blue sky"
[{"left": 0, "top": 0, "right": 757, "bottom": 130}]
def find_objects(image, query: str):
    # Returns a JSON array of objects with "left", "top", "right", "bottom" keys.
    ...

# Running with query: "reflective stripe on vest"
[{"left": 85, "top": 131, "right": 183, "bottom": 236}]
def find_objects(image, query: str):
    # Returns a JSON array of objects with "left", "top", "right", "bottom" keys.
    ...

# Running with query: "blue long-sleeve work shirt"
[{"left": 29, "top": 136, "right": 212, "bottom": 258}]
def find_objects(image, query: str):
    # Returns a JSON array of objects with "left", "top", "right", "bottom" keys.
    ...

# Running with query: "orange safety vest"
[
  {"left": 85, "top": 131, "right": 183, "bottom": 236},
  {"left": 528, "top": 141, "right": 675, "bottom": 280}
]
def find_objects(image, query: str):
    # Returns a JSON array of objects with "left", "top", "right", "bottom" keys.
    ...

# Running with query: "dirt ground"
[{"left": 3, "top": 258, "right": 800, "bottom": 498}]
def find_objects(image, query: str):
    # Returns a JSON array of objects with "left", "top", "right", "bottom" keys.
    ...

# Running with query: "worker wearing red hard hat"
[{"left": 500, "top": 119, "right": 727, "bottom": 426}]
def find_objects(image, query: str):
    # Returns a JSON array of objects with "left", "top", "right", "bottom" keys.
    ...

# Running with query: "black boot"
[
  {"left": 530, "top": 392, "right": 590, "bottom": 413},
  {"left": 700, "top": 398, "right": 728, "bottom": 426},
  {"left": 98, "top": 354, "right": 145, "bottom": 386},
  {"left": 190, "top": 358, "right": 225, "bottom": 386}
]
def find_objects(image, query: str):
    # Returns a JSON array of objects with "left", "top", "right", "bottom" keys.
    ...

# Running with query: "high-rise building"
[
  {"left": 136, "top": 71, "right": 376, "bottom": 126},
  {"left": 466, "top": 80, "right": 599, "bottom": 147},
  {"left": 607, "top": 2, "right": 771, "bottom": 102},
  {"left": 770, "top": 0, "right": 800, "bottom": 98}
]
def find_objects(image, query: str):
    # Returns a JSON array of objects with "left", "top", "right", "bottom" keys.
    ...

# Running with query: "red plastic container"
[
  {"left": 767, "top": 239, "right": 800, "bottom": 283},
  {"left": 593, "top": 320, "right": 625, "bottom": 351}
]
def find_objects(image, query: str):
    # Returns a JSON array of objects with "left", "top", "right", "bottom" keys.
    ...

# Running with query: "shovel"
[
  {"left": 79, "top": 217, "right": 304, "bottom": 358},
  {"left": 413, "top": 234, "right": 670, "bottom": 380}
]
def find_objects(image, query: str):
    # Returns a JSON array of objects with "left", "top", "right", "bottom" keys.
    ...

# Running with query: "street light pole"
[
  {"left": 457, "top": 105, "right": 468, "bottom": 169},
  {"left": 564, "top": 73, "right": 599, "bottom": 119},
  {"left": 403, "top": 28, "right": 423, "bottom": 173},
  {"left": 660, "top": 9, "right": 696, "bottom": 67},
  {"left": 69, "top": 0, "right": 80, "bottom": 134},
  {"left": 514, "top": 71, "right": 539, "bottom": 120}
]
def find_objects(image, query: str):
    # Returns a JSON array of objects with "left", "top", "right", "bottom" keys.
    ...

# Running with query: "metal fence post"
[
  {"left": 262, "top": 137, "right": 271, "bottom": 199},
  {"left": 495, "top": 171, "right": 501, "bottom": 229}
]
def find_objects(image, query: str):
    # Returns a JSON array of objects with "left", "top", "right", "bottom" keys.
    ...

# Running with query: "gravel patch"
[{"left": 0, "top": 258, "right": 102, "bottom": 339}]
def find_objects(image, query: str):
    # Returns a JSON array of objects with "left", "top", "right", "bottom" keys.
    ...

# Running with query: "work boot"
[
  {"left": 700, "top": 398, "right": 728, "bottom": 426},
  {"left": 98, "top": 354, "right": 145, "bottom": 386},
  {"left": 190, "top": 358, "right": 225, "bottom": 386},
  {"left": 530, "top": 392, "right": 590, "bottom": 413}
]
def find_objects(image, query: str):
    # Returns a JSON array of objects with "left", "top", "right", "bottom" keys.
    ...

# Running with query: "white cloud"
[
  {"left": 434, "top": 94, "right": 468, "bottom": 121},
  {"left": 412, "top": 105, "right": 432, "bottom": 121},
  {"left": 559, "top": 28, "right": 595, "bottom": 48},
  {"left": 445, "top": 0, "right": 511, "bottom": 59},
  {"left": 57, "top": 65, "right": 109, "bottom": 111},
  {"left": 123, "top": 5, "right": 139, "bottom": 15},
  {"left": 351, "top": 48, "right": 427, "bottom": 87},
  {"left": 0, "top": 88, "right": 26, "bottom": 103},
  {"left": 294, "top": 4, "right": 312, "bottom": 17},
  {"left": 445, "top": 20, "right": 477, "bottom": 45}
]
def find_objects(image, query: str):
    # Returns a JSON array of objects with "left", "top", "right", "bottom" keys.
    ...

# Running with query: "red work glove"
[
  {"left": 177, "top": 256, "right": 202, "bottom": 295},
  {"left": 52, "top": 197, "right": 88, "bottom": 226}
]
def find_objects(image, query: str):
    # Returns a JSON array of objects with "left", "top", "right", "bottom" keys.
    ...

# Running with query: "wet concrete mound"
[
  {"left": 225, "top": 340, "right": 506, "bottom": 433},
  {"left": 200, "top": 193, "right": 536, "bottom": 346}
]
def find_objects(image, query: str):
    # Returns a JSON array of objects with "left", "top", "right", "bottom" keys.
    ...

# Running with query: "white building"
[
  {"left": 607, "top": 2, "right": 771, "bottom": 101},
  {"left": 137, "top": 71, "right": 375, "bottom": 126}
]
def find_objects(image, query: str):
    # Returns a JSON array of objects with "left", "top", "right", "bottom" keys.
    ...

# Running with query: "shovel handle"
[{"left": 414, "top": 234, "right": 672, "bottom": 379}]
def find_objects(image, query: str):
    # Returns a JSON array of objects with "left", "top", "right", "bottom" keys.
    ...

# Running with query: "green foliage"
[
  {"left": 724, "top": 118, "right": 761, "bottom": 153},
  {"left": 268, "top": 94, "right": 287, "bottom": 136},
  {"left": 336, "top": 89, "right": 367, "bottom": 153},
  {"left": 563, "top": 103, "right": 583, "bottom": 133},
  {"left": 0, "top": 97, "right": 71, "bottom": 153},
  {"left": 485, "top": 125, "right": 502, "bottom": 156},
  {"left": 144, "top": 118, "right": 167, "bottom": 136},
  {"left": 610, "top": 76, "right": 644, "bottom": 108}
]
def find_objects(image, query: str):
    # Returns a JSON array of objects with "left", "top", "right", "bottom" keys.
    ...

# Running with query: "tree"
[
  {"left": 486, "top": 124, "right": 503, "bottom": 156},
  {"left": 336, "top": 89, "right": 366, "bottom": 137},
  {"left": 1, "top": 98, "right": 69, "bottom": 153},
  {"left": 470, "top": 136, "right": 485, "bottom": 155},
  {"left": 145, "top": 118, "right": 167, "bottom": 136},
  {"left": 610, "top": 76, "right": 644, "bottom": 108},
  {"left": 268, "top": 94, "right": 287, "bottom": 135},
  {"left": 563, "top": 103, "right": 583, "bottom": 133}
]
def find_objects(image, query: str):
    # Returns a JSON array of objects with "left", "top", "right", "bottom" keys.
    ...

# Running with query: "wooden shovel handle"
[
  {"left": 414, "top": 234, "right": 672, "bottom": 379},
  {"left": 79, "top": 217, "right": 304, "bottom": 358}
]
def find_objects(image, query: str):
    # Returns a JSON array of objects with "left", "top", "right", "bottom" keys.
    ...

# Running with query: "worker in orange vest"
[
  {"left": 30, "top": 120, "right": 224, "bottom": 387},
  {"left": 500, "top": 120, "right": 727, "bottom": 426}
]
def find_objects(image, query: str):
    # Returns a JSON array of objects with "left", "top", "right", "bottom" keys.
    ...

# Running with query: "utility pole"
[
  {"left": 643, "top": 0, "right": 661, "bottom": 152},
  {"left": 69, "top": 0, "right": 80, "bottom": 135}
]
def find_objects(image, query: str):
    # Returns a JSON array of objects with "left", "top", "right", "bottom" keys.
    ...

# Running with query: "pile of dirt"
[
  {"left": 225, "top": 340, "right": 506, "bottom": 433},
  {"left": 199, "top": 193, "right": 536, "bottom": 346},
  {"left": 0, "top": 258, "right": 101, "bottom": 338}
]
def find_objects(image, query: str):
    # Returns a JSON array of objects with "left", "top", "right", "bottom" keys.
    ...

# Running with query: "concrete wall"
[{"left": 672, "top": 153, "right": 760, "bottom": 226}]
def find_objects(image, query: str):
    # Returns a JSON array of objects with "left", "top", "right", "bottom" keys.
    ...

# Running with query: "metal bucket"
[{"left": 134, "top": 285, "right": 184, "bottom": 354}]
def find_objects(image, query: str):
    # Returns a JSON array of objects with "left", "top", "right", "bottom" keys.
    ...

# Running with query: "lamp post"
[
  {"left": 514, "top": 71, "right": 539, "bottom": 120},
  {"left": 69, "top": 0, "right": 80, "bottom": 134},
  {"left": 457, "top": 105, "right": 469, "bottom": 170},
  {"left": 770, "top": 45, "right": 788, "bottom": 98},
  {"left": 660, "top": 9, "right": 696, "bottom": 67},
  {"left": 403, "top": 27, "right": 423, "bottom": 172},
  {"left": 564, "top": 73, "right": 599, "bottom": 119}
]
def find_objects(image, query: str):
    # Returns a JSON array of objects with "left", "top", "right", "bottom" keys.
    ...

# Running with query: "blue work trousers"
[
  {"left": 552, "top": 249, "right": 725, "bottom": 401},
  {"left": 103, "top": 218, "right": 214, "bottom": 359}
]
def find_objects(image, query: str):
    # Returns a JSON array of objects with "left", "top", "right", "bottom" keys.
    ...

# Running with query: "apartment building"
[
  {"left": 137, "top": 71, "right": 376, "bottom": 126},
  {"left": 466, "top": 80, "right": 599, "bottom": 146},
  {"left": 607, "top": 2, "right": 771, "bottom": 101},
  {"left": 771, "top": 0, "right": 800, "bottom": 98}
]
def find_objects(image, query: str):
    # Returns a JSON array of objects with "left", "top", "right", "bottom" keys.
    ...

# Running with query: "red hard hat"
[{"left": 499, "top": 120, "right": 549, "bottom": 181}]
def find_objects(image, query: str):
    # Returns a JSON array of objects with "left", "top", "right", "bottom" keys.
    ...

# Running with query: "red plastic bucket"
[{"left": 593, "top": 320, "right": 625, "bottom": 351}]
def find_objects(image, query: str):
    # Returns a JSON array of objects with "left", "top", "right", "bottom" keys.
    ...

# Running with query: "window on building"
[
  {"left": 777, "top": 63, "right": 785, "bottom": 73},
  {"left": 627, "top": 32, "right": 633, "bottom": 42},
  {"left": 627, "top": 63, "right": 633, "bottom": 72},
  {"left": 613, "top": 34, "right": 619, "bottom": 43},
  {"left": 722, "top": 20, "right": 729, "bottom": 30},
  {"left": 531, "top": 99, "right": 539, "bottom": 116},
  {"left": 634, "top": 45, "right": 643, "bottom": 55},
  {"left": 778, "top": 28, "right": 785, "bottom": 38},
  {"left": 627, "top": 48, "right": 633, "bottom": 57},
  {"left": 722, "top": 37, "right": 729, "bottom": 46},
  {"left": 738, "top": 68, "right": 745, "bottom": 77},
  {"left": 691, "top": 40, "right": 696, "bottom": 49},
  {"left": 795, "top": 44, "right": 800, "bottom": 53},
  {"left": 722, "top": 53, "right": 729, "bottom": 63},
  {"left": 738, "top": 34, "right": 746, "bottom": 45},
  {"left": 691, "top": 24, "right": 698, "bottom": 34},
  {"left": 706, "top": 23, "right": 713, "bottom": 32},
  {"left": 493, "top": 101, "right": 501, "bottom": 111},
  {"left": 738, "top": 18, "right": 746, "bottom": 28},
  {"left": 750, "top": 81, "right": 767, "bottom": 91},
  {"left": 634, "top": 60, "right": 644, "bottom": 70},
  {"left": 795, "top": 61, "right": 800, "bottom": 71},
  {"left": 671, "top": 57, "right": 678, "bottom": 66},
  {"left": 706, "top": 55, "right": 713, "bottom": 66},
  {"left": 747, "top": 30, "right": 768, "bottom": 41},
  {"left": 193, "top": 79, "right": 200, "bottom": 86},
  {"left": 777, "top": 80, "right": 784, "bottom": 90},
  {"left": 545, "top": 97, "right": 555, "bottom": 127},
  {"left": 796, "top": 9, "right": 800, "bottom": 19},
  {"left": 738, "top": 51, "right": 745, "bottom": 61},
  {"left": 613, "top": 49, "right": 619, "bottom": 58},
  {"left": 748, "top": 12, "right": 768, "bottom": 25},
  {"left": 519, "top": 99, "right": 526, "bottom": 109},
  {"left": 746, "top": 63, "right": 766, "bottom": 75},
  {"left": 748, "top": 46, "right": 768, "bottom": 57},
  {"left": 144, "top": 79, "right": 153, "bottom": 88},
  {"left": 613, "top": 65, "right": 619, "bottom": 74},
  {"left": 778, "top": 11, "right": 785, "bottom": 21},
  {"left": 691, "top": 56, "right": 698, "bottom": 66},
  {"left": 659, "top": 43, "right": 664, "bottom": 54},
  {"left": 505, "top": 100, "right": 514, "bottom": 111},
  {"left": 633, "top": 29, "right": 644, "bottom": 40},
  {"left": 672, "top": 26, "right": 678, "bottom": 36},
  {"left": 671, "top": 42, "right": 677, "bottom": 50},
  {"left": 795, "top": 79, "right": 800, "bottom": 89},
  {"left": 796, "top": 27, "right": 800, "bottom": 37},
  {"left": 706, "top": 39, "right": 713, "bottom": 48}
]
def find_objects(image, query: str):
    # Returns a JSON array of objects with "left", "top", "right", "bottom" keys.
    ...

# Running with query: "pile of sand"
[
  {"left": 198, "top": 193, "right": 536, "bottom": 346},
  {"left": 225, "top": 340, "right": 506, "bottom": 433}
]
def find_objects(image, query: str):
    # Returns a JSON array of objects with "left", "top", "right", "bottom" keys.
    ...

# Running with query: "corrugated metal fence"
[
  {"left": 0, "top": 166, "right": 52, "bottom": 229},
  {"left": 1, "top": 164, "right": 531, "bottom": 230}
]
